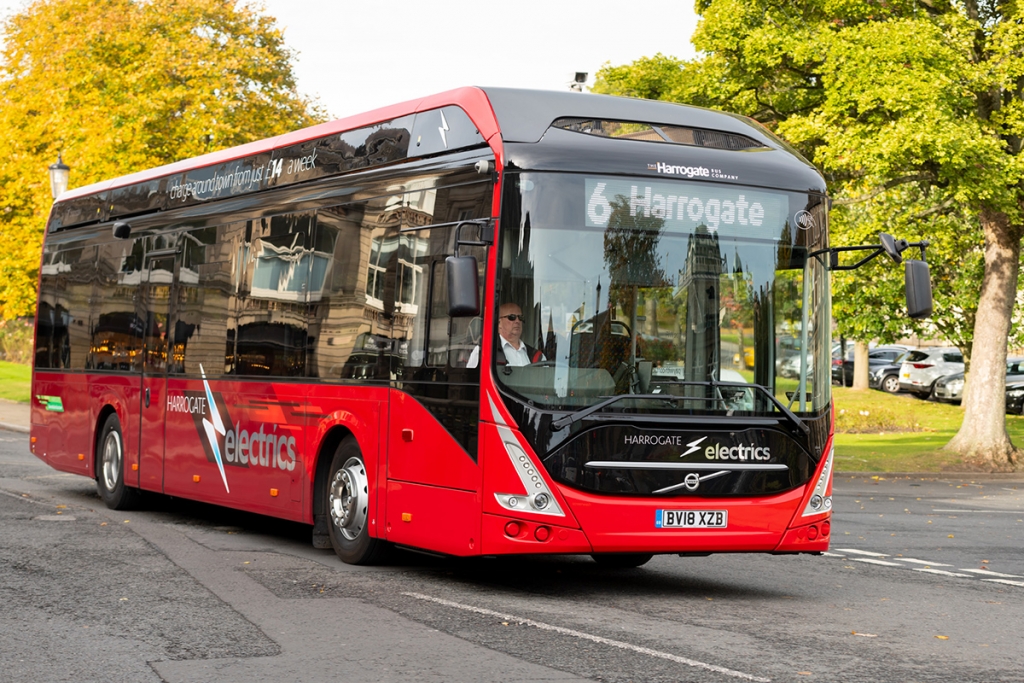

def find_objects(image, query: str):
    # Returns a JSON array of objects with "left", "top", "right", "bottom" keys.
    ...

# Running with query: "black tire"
[
  {"left": 325, "top": 437, "right": 387, "bottom": 565},
  {"left": 880, "top": 374, "right": 901, "bottom": 394},
  {"left": 96, "top": 413, "right": 140, "bottom": 510},
  {"left": 591, "top": 553, "right": 653, "bottom": 569}
]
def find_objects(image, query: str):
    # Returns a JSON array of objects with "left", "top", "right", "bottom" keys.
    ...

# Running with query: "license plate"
[
  {"left": 901, "top": 373, "right": 909, "bottom": 378},
  {"left": 656, "top": 509, "right": 728, "bottom": 528}
]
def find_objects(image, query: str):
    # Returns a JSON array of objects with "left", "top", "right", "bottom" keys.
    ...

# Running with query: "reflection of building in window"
[
  {"left": 250, "top": 232, "right": 330, "bottom": 302},
  {"left": 397, "top": 234, "right": 426, "bottom": 315},
  {"left": 365, "top": 235, "right": 393, "bottom": 308}
]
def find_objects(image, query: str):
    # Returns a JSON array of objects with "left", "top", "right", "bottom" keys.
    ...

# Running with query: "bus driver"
[{"left": 467, "top": 303, "right": 545, "bottom": 369}]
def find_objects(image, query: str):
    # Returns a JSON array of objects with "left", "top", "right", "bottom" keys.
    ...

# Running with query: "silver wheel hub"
[
  {"left": 328, "top": 457, "right": 368, "bottom": 541},
  {"left": 101, "top": 430, "right": 122, "bottom": 492}
]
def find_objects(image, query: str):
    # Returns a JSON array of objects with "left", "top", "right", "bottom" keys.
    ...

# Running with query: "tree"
[
  {"left": 594, "top": 0, "right": 1024, "bottom": 470},
  {"left": 0, "top": 0, "right": 324, "bottom": 319}
]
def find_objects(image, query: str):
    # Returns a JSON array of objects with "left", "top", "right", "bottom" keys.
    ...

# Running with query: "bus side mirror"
[
  {"left": 905, "top": 259, "right": 932, "bottom": 319},
  {"left": 447, "top": 255, "right": 479, "bottom": 316}
]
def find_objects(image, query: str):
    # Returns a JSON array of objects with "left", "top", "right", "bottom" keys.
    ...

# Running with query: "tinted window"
[
  {"left": 232, "top": 213, "right": 313, "bottom": 376},
  {"left": 307, "top": 176, "right": 491, "bottom": 380},
  {"left": 171, "top": 224, "right": 246, "bottom": 376},
  {"left": 943, "top": 352, "right": 963, "bottom": 363},
  {"left": 906, "top": 351, "right": 930, "bottom": 363},
  {"left": 36, "top": 239, "right": 97, "bottom": 370},
  {"left": 90, "top": 238, "right": 145, "bottom": 372}
]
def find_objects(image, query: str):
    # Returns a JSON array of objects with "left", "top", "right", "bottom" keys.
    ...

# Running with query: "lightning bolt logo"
[
  {"left": 199, "top": 364, "right": 230, "bottom": 493},
  {"left": 438, "top": 110, "right": 449, "bottom": 148},
  {"left": 681, "top": 436, "right": 707, "bottom": 457}
]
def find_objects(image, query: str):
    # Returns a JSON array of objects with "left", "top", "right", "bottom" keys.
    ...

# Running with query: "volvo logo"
[{"left": 683, "top": 473, "right": 702, "bottom": 491}]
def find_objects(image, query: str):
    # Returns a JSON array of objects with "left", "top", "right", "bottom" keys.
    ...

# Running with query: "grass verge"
[
  {"left": 833, "top": 386, "right": 1024, "bottom": 472},
  {"left": 0, "top": 361, "right": 31, "bottom": 403}
]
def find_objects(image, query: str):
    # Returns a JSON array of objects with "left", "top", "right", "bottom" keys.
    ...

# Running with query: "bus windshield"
[{"left": 496, "top": 172, "right": 831, "bottom": 417}]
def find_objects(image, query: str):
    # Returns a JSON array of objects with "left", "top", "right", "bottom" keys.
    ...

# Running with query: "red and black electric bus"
[{"left": 30, "top": 87, "right": 929, "bottom": 565}]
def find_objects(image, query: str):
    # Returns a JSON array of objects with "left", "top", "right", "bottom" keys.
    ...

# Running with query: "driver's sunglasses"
[{"left": 501, "top": 314, "right": 525, "bottom": 322}]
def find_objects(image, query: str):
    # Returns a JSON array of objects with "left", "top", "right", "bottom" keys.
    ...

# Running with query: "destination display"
[{"left": 584, "top": 176, "right": 789, "bottom": 239}]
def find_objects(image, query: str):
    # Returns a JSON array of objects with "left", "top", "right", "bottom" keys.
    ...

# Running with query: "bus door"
[
  {"left": 138, "top": 250, "right": 176, "bottom": 492},
  {"left": 383, "top": 220, "right": 485, "bottom": 555}
]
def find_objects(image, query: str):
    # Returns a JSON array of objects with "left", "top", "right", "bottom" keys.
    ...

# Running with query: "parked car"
[
  {"left": 934, "top": 357, "right": 1024, "bottom": 405},
  {"left": 833, "top": 345, "right": 915, "bottom": 387},
  {"left": 1007, "top": 376, "right": 1024, "bottom": 414},
  {"left": 899, "top": 347, "right": 965, "bottom": 399},
  {"left": 868, "top": 351, "right": 913, "bottom": 394}
]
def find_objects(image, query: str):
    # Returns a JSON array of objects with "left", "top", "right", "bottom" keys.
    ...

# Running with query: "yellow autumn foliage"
[{"left": 0, "top": 0, "right": 325, "bottom": 318}]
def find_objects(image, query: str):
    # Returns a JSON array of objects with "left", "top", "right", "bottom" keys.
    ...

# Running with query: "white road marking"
[
  {"left": 931, "top": 509, "right": 1022, "bottom": 514},
  {"left": 822, "top": 552, "right": 845, "bottom": 558},
  {"left": 983, "top": 579, "right": 1024, "bottom": 588},
  {"left": 836, "top": 548, "right": 889, "bottom": 557},
  {"left": 893, "top": 558, "right": 952, "bottom": 567},
  {"left": 960, "top": 569, "right": 1023, "bottom": 579},
  {"left": 403, "top": 592, "right": 771, "bottom": 682},
  {"left": 912, "top": 568, "right": 970, "bottom": 578},
  {"left": 851, "top": 558, "right": 902, "bottom": 567}
]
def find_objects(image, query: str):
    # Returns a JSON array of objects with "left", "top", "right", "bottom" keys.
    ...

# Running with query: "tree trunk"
[
  {"left": 944, "top": 209, "right": 1022, "bottom": 470},
  {"left": 852, "top": 341, "right": 870, "bottom": 389}
]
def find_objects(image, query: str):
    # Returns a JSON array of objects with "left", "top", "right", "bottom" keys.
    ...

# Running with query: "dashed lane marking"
[
  {"left": 403, "top": 592, "right": 771, "bottom": 683},
  {"left": 983, "top": 579, "right": 1024, "bottom": 588},
  {"left": 893, "top": 558, "right": 952, "bottom": 567},
  {"left": 960, "top": 569, "right": 1023, "bottom": 579},
  {"left": 836, "top": 548, "right": 889, "bottom": 557},
  {"left": 828, "top": 548, "right": 1023, "bottom": 589},
  {"left": 913, "top": 568, "right": 971, "bottom": 578},
  {"left": 851, "top": 558, "right": 902, "bottom": 567}
]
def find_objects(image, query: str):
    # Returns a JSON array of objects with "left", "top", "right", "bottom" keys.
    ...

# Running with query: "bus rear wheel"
[
  {"left": 591, "top": 553, "right": 653, "bottom": 568},
  {"left": 96, "top": 413, "right": 140, "bottom": 510},
  {"left": 326, "top": 437, "right": 387, "bottom": 565}
]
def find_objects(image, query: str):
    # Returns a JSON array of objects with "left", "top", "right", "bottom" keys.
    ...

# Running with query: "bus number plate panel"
[{"left": 655, "top": 509, "right": 728, "bottom": 529}]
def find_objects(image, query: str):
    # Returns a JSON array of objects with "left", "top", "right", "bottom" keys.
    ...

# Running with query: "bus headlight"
[{"left": 802, "top": 448, "right": 833, "bottom": 517}]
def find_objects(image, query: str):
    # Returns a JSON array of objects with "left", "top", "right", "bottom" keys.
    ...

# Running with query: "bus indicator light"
[
  {"left": 402, "top": 513, "right": 412, "bottom": 522},
  {"left": 270, "top": 488, "right": 279, "bottom": 497},
  {"left": 193, "top": 475, "right": 201, "bottom": 483}
]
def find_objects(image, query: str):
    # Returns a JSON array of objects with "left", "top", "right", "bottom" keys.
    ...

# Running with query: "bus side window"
[
  {"left": 168, "top": 225, "right": 242, "bottom": 377},
  {"left": 233, "top": 213, "right": 313, "bottom": 377},
  {"left": 308, "top": 206, "right": 392, "bottom": 382},
  {"left": 92, "top": 238, "right": 144, "bottom": 372}
]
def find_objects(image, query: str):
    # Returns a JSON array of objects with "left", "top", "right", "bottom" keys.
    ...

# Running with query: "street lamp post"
[{"left": 48, "top": 155, "right": 69, "bottom": 200}]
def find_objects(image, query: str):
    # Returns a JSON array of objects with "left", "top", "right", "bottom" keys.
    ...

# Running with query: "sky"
[{"left": 0, "top": 0, "right": 700, "bottom": 120}]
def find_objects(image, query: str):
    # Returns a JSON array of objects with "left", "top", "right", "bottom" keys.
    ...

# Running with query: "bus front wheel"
[
  {"left": 96, "top": 413, "right": 140, "bottom": 510},
  {"left": 326, "top": 437, "right": 387, "bottom": 565}
]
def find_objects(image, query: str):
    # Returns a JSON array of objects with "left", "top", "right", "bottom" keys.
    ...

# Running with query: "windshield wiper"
[
  {"left": 670, "top": 380, "right": 809, "bottom": 435},
  {"left": 550, "top": 394, "right": 684, "bottom": 431},
  {"left": 549, "top": 381, "right": 808, "bottom": 434}
]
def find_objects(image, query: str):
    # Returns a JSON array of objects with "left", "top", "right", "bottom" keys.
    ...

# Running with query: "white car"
[{"left": 899, "top": 347, "right": 965, "bottom": 399}]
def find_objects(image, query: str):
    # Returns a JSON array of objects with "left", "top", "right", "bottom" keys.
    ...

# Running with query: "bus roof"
[{"left": 49, "top": 87, "right": 808, "bottom": 230}]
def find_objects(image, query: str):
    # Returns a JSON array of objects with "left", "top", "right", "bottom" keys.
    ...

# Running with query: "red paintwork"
[
  {"left": 386, "top": 390, "right": 480, "bottom": 492},
  {"left": 30, "top": 86, "right": 835, "bottom": 560},
  {"left": 385, "top": 481, "right": 481, "bottom": 556},
  {"left": 560, "top": 485, "right": 805, "bottom": 553},
  {"left": 481, "top": 513, "right": 592, "bottom": 555}
]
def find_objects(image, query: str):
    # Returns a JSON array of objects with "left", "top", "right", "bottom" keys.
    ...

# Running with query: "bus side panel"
[
  {"left": 385, "top": 480, "right": 480, "bottom": 556},
  {"left": 304, "top": 385, "right": 388, "bottom": 531},
  {"left": 162, "top": 377, "right": 307, "bottom": 521},
  {"left": 558, "top": 486, "right": 805, "bottom": 554},
  {"left": 30, "top": 371, "right": 92, "bottom": 477},
  {"left": 386, "top": 390, "right": 480, "bottom": 492},
  {"left": 89, "top": 375, "right": 141, "bottom": 488}
]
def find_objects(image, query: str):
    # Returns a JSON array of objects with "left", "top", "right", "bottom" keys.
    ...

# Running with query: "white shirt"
[{"left": 466, "top": 335, "right": 542, "bottom": 369}]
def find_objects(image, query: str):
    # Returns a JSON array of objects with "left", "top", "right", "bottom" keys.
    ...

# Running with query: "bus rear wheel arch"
[
  {"left": 324, "top": 436, "right": 388, "bottom": 565},
  {"left": 95, "top": 412, "right": 140, "bottom": 510},
  {"left": 591, "top": 553, "right": 653, "bottom": 569}
]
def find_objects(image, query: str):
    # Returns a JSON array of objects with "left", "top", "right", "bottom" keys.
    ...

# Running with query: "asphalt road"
[{"left": 1, "top": 430, "right": 1022, "bottom": 683}]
